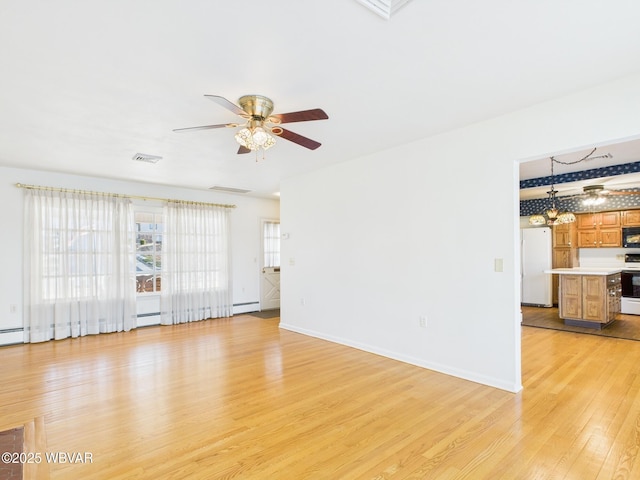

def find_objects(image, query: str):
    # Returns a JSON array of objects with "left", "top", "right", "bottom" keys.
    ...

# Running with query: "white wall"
[
  {"left": 280, "top": 71, "right": 640, "bottom": 393},
  {"left": 0, "top": 166, "right": 279, "bottom": 345}
]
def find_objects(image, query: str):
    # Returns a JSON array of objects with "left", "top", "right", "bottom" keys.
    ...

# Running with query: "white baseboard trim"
[{"left": 279, "top": 322, "right": 522, "bottom": 393}]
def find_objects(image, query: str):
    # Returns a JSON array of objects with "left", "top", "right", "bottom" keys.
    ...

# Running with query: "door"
[
  {"left": 261, "top": 267, "right": 281, "bottom": 310},
  {"left": 260, "top": 220, "right": 281, "bottom": 311}
]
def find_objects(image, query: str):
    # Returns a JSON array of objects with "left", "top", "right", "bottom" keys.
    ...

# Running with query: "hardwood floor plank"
[{"left": 4, "top": 314, "right": 640, "bottom": 478}]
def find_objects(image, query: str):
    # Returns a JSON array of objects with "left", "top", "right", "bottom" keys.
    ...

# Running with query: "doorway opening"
[{"left": 517, "top": 136, "right": 640, "bottom": 335}]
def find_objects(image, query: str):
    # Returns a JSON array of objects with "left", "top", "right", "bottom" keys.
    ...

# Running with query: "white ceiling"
[
  {"left": 519, "top": 138, "right": 640, "bottom": 200},
  {"left": 1, "top": 1, "right": 640, "bottom": 199}
]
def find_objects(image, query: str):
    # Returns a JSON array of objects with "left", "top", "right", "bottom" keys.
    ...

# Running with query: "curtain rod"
[{"left": 15, "top": 183, "right": 236, "bottom": 209}]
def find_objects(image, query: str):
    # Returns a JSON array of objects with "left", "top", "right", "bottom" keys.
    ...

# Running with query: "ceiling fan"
[
  {"left": 582, "top": 184, "right": 640, "bottom": 206},
  {"left": 173, "top": 95, "right": 328, "bottom": 154}
]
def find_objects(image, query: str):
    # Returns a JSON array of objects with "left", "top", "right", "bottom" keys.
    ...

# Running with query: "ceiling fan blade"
[
  {"left": 173, "top": 123, "right": 237, "bottom": 133},
  {"left": 237, "top": 146, "right": 251, "bottom": 154},
  {"left": 270, "top": 108, "right": 328, "bottom": 124},
  {"left": 204, "top": 95, "right": 247, "bottom": 117},
  {"left": 607, "top": 190, "right": 640, "bottom": 195},
  {"left": 275, "top": 128, "right": 322, "bottom": 150}
]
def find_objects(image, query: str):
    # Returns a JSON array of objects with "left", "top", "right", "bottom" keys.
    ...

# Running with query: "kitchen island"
[{"left": 544, "top": 268, "right": 622, "bottom": 329}]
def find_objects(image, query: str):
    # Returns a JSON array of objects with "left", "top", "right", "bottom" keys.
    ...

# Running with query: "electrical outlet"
[
  {"left": 419, "top": 316, "right": 427, "bottom": 328},
  {"left": 10, "top": 304, "right": 17, "bottom": 314},
  {"left": 300, "top": 298, "right": 306, "bottom": 306}
]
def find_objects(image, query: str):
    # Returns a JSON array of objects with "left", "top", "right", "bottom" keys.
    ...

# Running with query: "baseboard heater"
[
  {"left": 234, "top": 302, "right": 260, "bottom": 314},
  {"left": 0, "top": 328, "right": 24, "bottom": 346},
  {"left": 0, "top": 303, "right": 261, "bottom": 346}
]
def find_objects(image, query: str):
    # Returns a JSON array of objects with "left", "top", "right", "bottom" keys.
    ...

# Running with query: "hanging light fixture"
[
  {"left": 557, "top": 210, "right": 577, "bottom": 224},
  {"left": 528, "top": 213, "right": 546, "bottom": 226},
  {"left": 234, "top": 119, "right": 277, "bottom": 152},
  {"left": 529, "top": 158, "right": 576, "bottom": 226}
]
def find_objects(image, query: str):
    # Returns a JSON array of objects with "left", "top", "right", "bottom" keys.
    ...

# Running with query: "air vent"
[
  {"left": 132, "top": 153, "right": 162, "bottom": 164},
  {"left": 354, "top": 0, "right": 412, "bottom": 19},
  {"left": 209, "top": 186, "right": 251, "bottom": 194}
]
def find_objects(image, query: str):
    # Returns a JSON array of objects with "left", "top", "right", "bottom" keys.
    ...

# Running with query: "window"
[
  {"left": 135, "top": 211, "right": 163, "bottom": 293},
  {"left": 263, "top": 221, "right": 280, "bottom": 268},
  {"left": 160, "top": 202, "right": 233, "bottom": 323},
  {"left": 23, "top": 190, "right": 136, "bottom": 342}
]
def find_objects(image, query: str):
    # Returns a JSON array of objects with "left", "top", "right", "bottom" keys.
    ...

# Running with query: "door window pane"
[
  {"left": 135, "top": 212, "right": 163, "bottom": 293},
  {"left": 264, "top": 222, "right": 280, "bottom": 268}
]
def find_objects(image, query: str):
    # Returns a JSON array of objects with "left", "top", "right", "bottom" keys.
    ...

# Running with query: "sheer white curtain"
[
  {"left": 161, "top": 202, "right": 232, "bottom": 324},
  {"left": 23, "top": 189, "right": 136, "bottom": 343},
  {"left": 263, "top": 221, "right": 280, "bottom": 268}
]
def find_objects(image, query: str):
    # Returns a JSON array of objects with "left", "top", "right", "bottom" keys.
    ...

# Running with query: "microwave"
[{"left": 623, "top": 227, "right": 640, "bottom": 248}]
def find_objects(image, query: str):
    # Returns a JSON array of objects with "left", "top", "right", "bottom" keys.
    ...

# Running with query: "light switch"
[{"left": 494, "top": 258, "right": 503, "bottom": 272}]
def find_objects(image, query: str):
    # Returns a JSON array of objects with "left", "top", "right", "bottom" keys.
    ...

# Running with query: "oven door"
[
  {"left": 621, "top": 270, "right": 640, "bottom": 298},
  {"left": 622, "top": 297, "right": 640, "bottom": 315}
]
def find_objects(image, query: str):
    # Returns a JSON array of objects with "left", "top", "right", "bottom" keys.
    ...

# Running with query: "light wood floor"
[{"left": 3, "top": 316, "right": 640, "bottom": 479}]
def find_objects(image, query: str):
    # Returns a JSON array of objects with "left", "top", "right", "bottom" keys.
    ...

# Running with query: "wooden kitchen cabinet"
[
  {"left": 622, "top": 209, "right": 640, "bottom": 226},
  {"left": 583, "top": 275, "right": 607, "bottom": 322},
  {"left": 575, "top": 212, "right": 622, "bottom": 247},
  {"left": 553, "top": 248, "right": 578, "bottom": 269},
  {"left": 599, "top": 229, "right": 622, "bottom": 247},
  {"left": 577, "top": 229, "right": 621, "bottom": 247},
  {"left": 577, "top": 229, "right": 597, "bottom": 247},
  {"left": 558, "top": 273, "right": 621, "bottom": 327},
  {"left": 559, "top": 274, "right": 582, "bottom": 319},
  {"left": 553, "top": 222, "right": 577, "bottom": 248},
  {"left": 552, "top": 223, "right": 578, "bottom": 305},
  {"left": 576, "top": 211, "right": 620, "bottom": 229}
]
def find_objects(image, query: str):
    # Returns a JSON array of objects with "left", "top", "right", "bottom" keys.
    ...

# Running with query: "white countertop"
[{"left": 544, "top": 267, "right": 622, "bottom": 275}]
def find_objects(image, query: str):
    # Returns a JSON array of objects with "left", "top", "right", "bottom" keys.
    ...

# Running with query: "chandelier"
[{"left": 529, "top": 158, "right": 576, "bottom": 226}]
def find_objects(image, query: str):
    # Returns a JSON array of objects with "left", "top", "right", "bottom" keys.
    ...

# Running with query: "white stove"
[{"left": 622, "top": 254, "right": 640, "bottom": 314}]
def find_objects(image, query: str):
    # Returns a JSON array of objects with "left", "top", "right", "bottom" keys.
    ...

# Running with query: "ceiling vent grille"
[
  {"left": 354, "top": 0, "right": 412, "bottom": 19},
  {"left": 209, "top": 185, "right": 251, "bottom": 194},
  {"left": 132, "top": 153, "right": 162, "bottom": 164}
]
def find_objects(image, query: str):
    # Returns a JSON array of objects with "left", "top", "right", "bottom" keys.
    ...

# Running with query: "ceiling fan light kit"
[
  {"left": 235, "top": 124, "right": 277, "bottom": 152},
  {"left": 582, "top": 185, "right": 608, "bottom": 207},
  {"left": 174, "top": 94, "right": 328, "bottom": 159}
]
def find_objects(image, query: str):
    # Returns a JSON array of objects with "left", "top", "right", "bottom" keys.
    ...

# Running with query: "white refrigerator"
[{"left": 521, "top": 227, "right": 553, "bottom": 307}]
